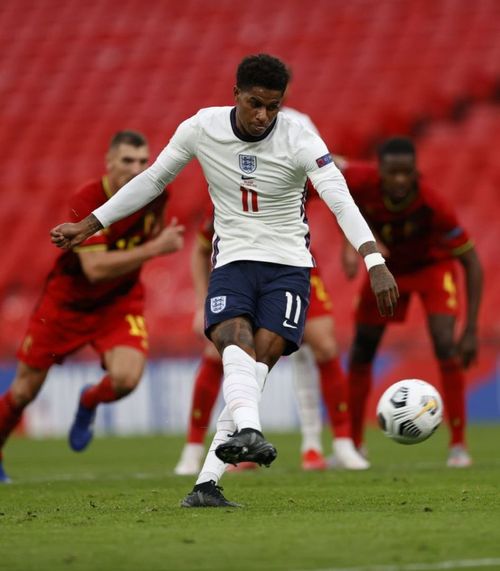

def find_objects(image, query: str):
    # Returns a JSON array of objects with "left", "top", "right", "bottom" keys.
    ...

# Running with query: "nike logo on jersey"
[
  {"left": 241, "top": 175, "right": 256, "bottom": 187},
  {"left": 283, "top": 320, "right": 298, "bottom": 329}
]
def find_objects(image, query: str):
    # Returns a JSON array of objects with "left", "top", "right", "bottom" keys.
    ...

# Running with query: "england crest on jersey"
[
  {"left": 210, "top": 296, "right": 226, "bottom": 313},
  {"left": 239, "top": 154, "right": 257, "bottom": 174}
]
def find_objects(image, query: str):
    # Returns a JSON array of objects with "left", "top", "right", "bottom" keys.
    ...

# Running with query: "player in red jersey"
[
  {"left": 338, "top": 137, "right": 483, "bottom": 467},
  {"left": 0, "top": 131, "right": 184, "bottom": 482},
  {"left": 174, "top": 206, "right": 368, "bottom": 475}
]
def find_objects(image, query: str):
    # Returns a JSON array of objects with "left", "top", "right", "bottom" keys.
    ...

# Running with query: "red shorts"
[
  {"left": 356, "top": 260, "right": 459, "bottom": 326},
  {"left": 17, "top": 292, "right": 149, "bottom": 369},
  {"left": 307, "top": 267, "right": 333, "bottom": 319}
]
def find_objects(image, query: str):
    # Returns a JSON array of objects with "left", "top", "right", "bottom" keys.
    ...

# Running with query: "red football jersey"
[
  {"left": 342, "top": 161, "right": 472, "bottom": 274},
  {"left": 44, "top": 176, "right": 168, "bottom": 310}
]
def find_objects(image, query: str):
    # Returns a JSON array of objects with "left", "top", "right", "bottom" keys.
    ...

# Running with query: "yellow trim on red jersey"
[
  {"left": 382, "top": 187, "right": 418, "bottom": 212},
  {"left": 102, "top": 175, "right": 113, "bottom": 199},
  {"left": 73, "top": 244, "right": 108, "bottom": 253},
  {"left": 197, "top": 232, "right": 212, "bottom": 250},
  {"left": 452, "top": 240, "right": 474, "bottom": 257}
]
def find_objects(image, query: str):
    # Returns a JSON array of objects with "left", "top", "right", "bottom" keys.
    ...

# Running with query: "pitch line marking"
[
  {"left": 13, "top": 471, "right": 162, "bottom": 484},
  {"left": 309, "top": 557, "right": 500, "bottom": 571}
]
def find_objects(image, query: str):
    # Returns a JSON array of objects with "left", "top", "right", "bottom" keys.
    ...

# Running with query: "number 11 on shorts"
[{"left": 283, "top": 291, "right": 301, "bottom": 329}]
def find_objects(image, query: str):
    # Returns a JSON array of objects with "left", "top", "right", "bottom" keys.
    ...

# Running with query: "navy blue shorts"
[{"left": 205, "top": 261, "right": 311, "bottom": 355}]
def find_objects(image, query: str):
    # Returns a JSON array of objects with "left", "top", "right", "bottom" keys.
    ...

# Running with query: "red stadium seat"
[{"left": 1, "top": 0, "right": 499, "bottom": 356}]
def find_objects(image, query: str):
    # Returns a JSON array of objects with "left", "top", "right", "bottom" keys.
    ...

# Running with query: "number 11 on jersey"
[{"left": 241, "top": 186, "right": 259, "bottom": 212}]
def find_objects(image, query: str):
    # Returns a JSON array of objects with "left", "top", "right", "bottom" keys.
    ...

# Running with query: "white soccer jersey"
[
  {"left": 93, "top": 106, "right": 375, "bottom": 268},
  {"left": 281, "top": 106, "right": 320, "bottom": 135}
]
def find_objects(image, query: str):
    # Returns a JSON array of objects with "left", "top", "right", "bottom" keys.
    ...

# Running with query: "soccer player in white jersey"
[
  {"left": 51, "top": 54, "right": 398, "bottom": 508},
  {"left": 174, "top": 105, "right": 368, "bottom": 476}
]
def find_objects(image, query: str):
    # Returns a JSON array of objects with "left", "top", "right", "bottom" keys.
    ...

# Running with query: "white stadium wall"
[
  {"left": 1, "top": 350, "right": 498, "bottom": 439},
  {"left": 23, "top": 358, "right": 303, "bottom": 438}
]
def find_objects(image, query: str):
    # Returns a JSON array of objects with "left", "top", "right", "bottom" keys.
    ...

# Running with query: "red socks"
[
  {"left": 348, "top": 362, "right": 372, "bottom": 448},
  {"left": 0, "top": 390, "right": 24, "bottom": 451},
  {"left": 439, "top": 357, "right": 466, "bottom": 446},
  {"left": 81, "top": 375, "right": 121, "bottom": 409},
  {"left": 318, "top": 357, "right": 351, "bottom": 438},
  {"left": 187, "top": 356, "right": 223, "bottom": 444}
]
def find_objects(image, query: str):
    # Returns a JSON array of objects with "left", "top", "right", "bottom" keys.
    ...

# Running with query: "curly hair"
[{"left": 236, "top": 53, "right": 290, "bottom": 93}]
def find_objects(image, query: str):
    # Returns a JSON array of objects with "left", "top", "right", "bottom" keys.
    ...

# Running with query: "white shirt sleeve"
[
  {"left": 295, "top": 130, "right": 375, "bottom": 251},
  {"left": 281, "top": 107, "right": 320, "bottom": 135},
  {"left": 92, "top": 115, "right": 199, "bottom": 227},
  {"left": 311, "top": 166, "right": 375, "bottom": 250}
]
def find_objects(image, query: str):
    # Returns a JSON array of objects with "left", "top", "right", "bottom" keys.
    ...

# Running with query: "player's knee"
[
  {"left": 433, "top": 340, "right": 456, "bottom": 361},
  {"left": 10, "top": 368, "right": 46, "bottom": 407},
  {"left": 429, "top": 319, "right": 456, "bottom": 361},
  {"left": 210, "top": 317, "right": 255, "bottom": 355},
  {"left": 310, "top": 338, "right": 338, "bottom": 363},
  {"left": 109, "top": 371, "right": 141, "bottom": 396},
  {"left": 9, "top": 383, "right": 37, "bottom": 408},
  {"left": 350, "top": 342, "right": 376, "bottom": 365},
  {"left": 350, "top": 326, "right": 383, "bottom": 364}
]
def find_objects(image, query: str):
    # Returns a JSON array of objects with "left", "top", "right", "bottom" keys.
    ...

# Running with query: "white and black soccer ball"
[{"left": 376, "top": 379, "right": 443, "bottom": 444}]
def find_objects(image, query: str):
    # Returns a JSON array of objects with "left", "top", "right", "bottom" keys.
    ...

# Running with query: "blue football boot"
[
  {"left": 0, "top": 459, "right": 11, "bottom": 483},
  {"left": 68, "top": 385, "right": 96, "bottom": 452}
]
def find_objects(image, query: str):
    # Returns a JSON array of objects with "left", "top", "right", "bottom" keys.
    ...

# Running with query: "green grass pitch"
[{"left": 1, "top": 425, "right": 500, "bottom": 571}]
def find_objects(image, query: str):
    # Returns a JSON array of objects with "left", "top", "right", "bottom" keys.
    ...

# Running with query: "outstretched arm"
[
  {"left": 51, "top": 116, "right": 197, "bottom": 248},
  {"left": 50, "top": 166, "right": 178, "bottom": 249},
  {"left": 311, "top": 167, "right": 399, "bottom": 317}
]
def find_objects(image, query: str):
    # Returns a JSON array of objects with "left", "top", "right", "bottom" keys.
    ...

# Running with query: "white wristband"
[{"left": 364, "top": 252, "right": 385, "bottom": 271}]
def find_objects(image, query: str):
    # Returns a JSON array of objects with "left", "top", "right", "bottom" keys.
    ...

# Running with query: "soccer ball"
[{"left": 376, "top": 379, "right": 443, "bottom": 444}]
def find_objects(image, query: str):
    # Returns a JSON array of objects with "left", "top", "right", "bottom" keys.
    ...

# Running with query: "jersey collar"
[
  {"left": 230, "top": 107, "right": 277, "bottom": 142},
  {"left": 101, "top": 175, "right": 113, "bottom": 199},
  {"left": 382, "top": 186, "right": 418, "bottom": 212}
]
